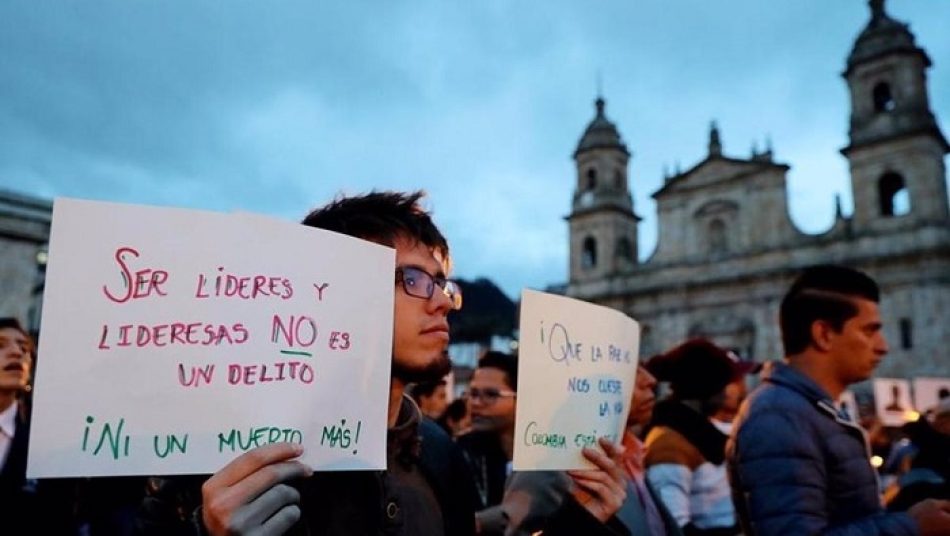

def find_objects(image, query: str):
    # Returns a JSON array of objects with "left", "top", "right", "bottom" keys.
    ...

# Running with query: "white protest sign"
[
  {"left": 513, "top": 289, "right": 639, "bottom": 470},
  {"left": 913, "top": 377, "right": 950, "bottom": 415},
  {"left": 28, "top": 198, "right": 394, "bottom": 477},
  {"left": 872, "top": 378, "right": 914, "bottom": 427}
]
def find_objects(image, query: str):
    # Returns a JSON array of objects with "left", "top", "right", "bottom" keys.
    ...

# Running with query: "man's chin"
[{"left": 392, "top": 354, "right": 452, "bottom": 384}]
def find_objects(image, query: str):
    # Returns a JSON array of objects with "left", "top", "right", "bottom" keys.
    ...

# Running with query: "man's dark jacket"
[{"left": 726, "top": 361, "right": 917, "bottom": 536}]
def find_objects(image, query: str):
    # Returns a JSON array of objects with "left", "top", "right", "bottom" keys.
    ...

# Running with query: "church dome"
[
  {"left": 846, "top": 0, "right": 924, "bottom": 73},
  {"left": 574, "top": 97, "right": 628, "bottom": 157}
]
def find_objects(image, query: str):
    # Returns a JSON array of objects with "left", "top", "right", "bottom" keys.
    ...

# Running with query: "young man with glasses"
[
  {"left": 139, "top": 192, "right": 628, "bottom": 536},
  {"left": 459, "top": 351, "right": 519, "bottom": 521}
]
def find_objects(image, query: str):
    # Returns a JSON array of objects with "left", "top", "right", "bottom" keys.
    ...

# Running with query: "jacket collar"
[{"left": 764, "top": 361, "right": 859, "bottom": 428}]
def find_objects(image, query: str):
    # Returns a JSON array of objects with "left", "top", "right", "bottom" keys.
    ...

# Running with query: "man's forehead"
[
  {"left": 472, "top": 367, "right": 508, "bottom": 384},
  {"left": 394, "top": 237, "right": 450, "bottom": 273},
  {"left": 0, "top": 327, "right": 27, "bottom": 341}
]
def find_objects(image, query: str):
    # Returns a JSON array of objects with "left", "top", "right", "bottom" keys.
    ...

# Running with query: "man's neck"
[
  {"left": 0, "top": 391, "right": 16, "bottom": 415},
  {"left": 388, "top": 378, "right": 405, "bottom": 428},
  {"left": 787, "top": 353, "right": 846, "bottom": 400}
]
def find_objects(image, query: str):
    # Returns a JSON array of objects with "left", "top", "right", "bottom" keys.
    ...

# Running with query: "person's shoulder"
[
  {"left": 744, "top": 379, "right": 814, "bottom": 417},
  {"left": 644, "top": 425, "right": 704, "bottom": 469}
]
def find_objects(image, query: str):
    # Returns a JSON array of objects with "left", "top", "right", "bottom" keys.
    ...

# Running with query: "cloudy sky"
[{"left": 2, "top": 0, "right": 948, "bottom": 299}]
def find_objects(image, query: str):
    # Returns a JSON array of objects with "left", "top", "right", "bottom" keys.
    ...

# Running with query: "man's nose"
[
  {"left": 876, "top": 334, "right": 889, "bottom": 355},
  {"left": 427, "top": 287, "right": 454, "bottom": 313}
]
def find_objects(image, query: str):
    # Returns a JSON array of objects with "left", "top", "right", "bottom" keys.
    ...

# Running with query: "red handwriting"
[
  {"left": 271, "top": 315, "right": 317, "bottom": 348},
  {"left": 195, "top": 268, "right": 293, "bottom": 300},
  {"left": 228, "top": 361, "right": 314, "bottom": 385},
  {"left": 312, "top": 283, "right": 329, "bottom": 301},
  {"left": 98, "top": 322, "right": 249, "bottom": 349},
  {"left": 102, "top": 247, "right": 169, "bottom": 303},
  {"left": 328, "top": 331, "right": 351, "bottom": 350}
]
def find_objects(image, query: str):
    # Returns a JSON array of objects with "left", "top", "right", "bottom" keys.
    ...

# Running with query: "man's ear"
[{"left": 810, "top": 319, "right": 835, "bottom": 352}]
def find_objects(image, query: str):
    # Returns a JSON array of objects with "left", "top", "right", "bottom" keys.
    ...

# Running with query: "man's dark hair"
[
  {"left": 409, "top": 380, "right": 447, "bottom": 404},
  {"left": 0, "top": 317, "right": 27, "bottom": 334},
  {"left": 780, "top": 264, "right": 880, "bottom": 355},
  {"left": 302, "top": 191, "right": 449, "bottom": 262},
  {"left": 477, "top": 351, "right": 518, "bottom": 390}
]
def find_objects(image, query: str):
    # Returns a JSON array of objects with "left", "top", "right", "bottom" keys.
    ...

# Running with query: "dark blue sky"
[{"left": 2, "top": 0, "right": 948, "bottom": 298}]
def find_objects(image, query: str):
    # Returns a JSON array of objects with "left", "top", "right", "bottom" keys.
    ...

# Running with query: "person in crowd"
[
  {"left": 643, "top": 338, "right": 754, "bottom": 536},
  {"left": 1, "top": 317, "right": 79, "bottom": 535},
  {"left": 436, "top": 397, "right": 470, "bottom": 438},
  {"left": 0, "top": 316, "right": 36, "bottom": 534},
  {"left": 727, "top": 264, "right": 950, "bottom": 535},
  {"left": 410, "top": 379, "right": 450, "bottom": 420},
  {"left": 137, "top": 191, "right": 627, "bottom": 535},
  {"left": 887, "top": 397, "right": 950, "bottom": 511},
  {"left": 616, "top": 365, "right": 682, "bottom": 536},
  {"left": 458, "top": 351, "right": 519, "bottom": 524}
]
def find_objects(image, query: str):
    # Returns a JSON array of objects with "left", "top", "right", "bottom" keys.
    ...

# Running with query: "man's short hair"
[
  {"left": 409, "top": 380, "right": 447, "bottom": 403},
  {"left": 301, "top": 191, "right": 449, "bottom": 264},
  {"left": 0, "top": 317, "right": 26, "bottom": 334},
  {"left": 477, "top": 351, "right": 518, "bottom": 390},
  {"left": 780, "top": 264, "right": 880, "bottom": 355}
]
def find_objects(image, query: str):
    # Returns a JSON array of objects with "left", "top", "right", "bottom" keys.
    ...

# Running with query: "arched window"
[
  {"left": 614, "top": 170, "right": 624, "bottom": 189},
  {"left": 586, "top": 168, "right": 597, "bottom": 190},
  {"left": 615, "top": 237, "right": 633, "bottom": 263},
  {"left": 708, "top": 218, "right": 728, "bottom": 253},
  {"left": 581, "top": 237, "right": 597, "bottom": 269},
  {"left": 878, "top": 172, "right": 910, "bottom": 216},
  {"left": 873, "top": 82, "right": 895, "bottom": 113}
]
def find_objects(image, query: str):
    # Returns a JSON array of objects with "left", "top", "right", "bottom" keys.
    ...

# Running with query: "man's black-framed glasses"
[{"left": 395, "top": 266, "right": 463, "bottom": 310}]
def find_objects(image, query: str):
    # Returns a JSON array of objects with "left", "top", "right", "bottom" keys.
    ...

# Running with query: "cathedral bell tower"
[
  {"left": 841, "top": 0, "right": 949, "bottom": 232},
  {"left": 567, "top": 96, "right": 640, "bottom": 283}
]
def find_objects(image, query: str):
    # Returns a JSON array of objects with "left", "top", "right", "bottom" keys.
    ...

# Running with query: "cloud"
[{"left": 1, "top": 0, "right": 947, "bottom": 299}]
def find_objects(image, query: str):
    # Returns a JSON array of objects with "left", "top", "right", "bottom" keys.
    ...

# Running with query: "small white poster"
[
  {"left": 513, "top": 289, "right": 640, "bottom": 470},
  {"left": 28, "top": 198, "right": 394, "bottom": 477},
  {"left": 913, "top": 377, "right": 950, "bottom": 416},
  {"left": 872, "top": 378, "right": 914, "bottom": 427}
]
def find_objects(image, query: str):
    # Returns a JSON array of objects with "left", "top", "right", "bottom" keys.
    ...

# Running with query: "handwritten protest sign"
[
  {"left": 513, "top": 289, "right": 640, "bottom": 470},
  {"left": 28, "top": 198, "right": 394, "bottom": 477}
]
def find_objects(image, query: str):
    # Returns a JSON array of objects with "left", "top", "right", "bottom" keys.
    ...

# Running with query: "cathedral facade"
[{"left": 564, "top": 1, "right": 949, "bottom": 382}]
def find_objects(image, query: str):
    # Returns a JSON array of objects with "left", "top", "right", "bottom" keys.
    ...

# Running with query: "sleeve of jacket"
[
  {"left": 537, "top": 497, "right": 631, "bottom": 536},
  {"left": 646, "top": 463, "right": 692, "bottom": 527},
  {"left": 729, "top": 410, "right": 917, "bottom": 536}
]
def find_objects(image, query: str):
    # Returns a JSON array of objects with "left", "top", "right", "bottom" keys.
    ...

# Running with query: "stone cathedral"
[{"left": 563, "top": 0, "right": 949, "bottom": 382}]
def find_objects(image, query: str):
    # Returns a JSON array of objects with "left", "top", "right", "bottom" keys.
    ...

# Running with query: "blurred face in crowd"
[
  {"left": 418, "top": 384, "right": 449, "bottom": 419},
  {"left": 392, "top": 237, "right": 454, "bottom": 383},
  {"left": 628, "top": 366, "right": 657, "bottom": 427},
  {"left": 0, "top": 327, "right": 31, "bottom": 393},
  {"left": 715, "top": 378, "right": 748, "bottom": 424},
  {"left": 827, "top": 298, "right": 888, "bottom": 386},
  {"left": 468, "top": 367, "right": 516, "bottom": 434}
]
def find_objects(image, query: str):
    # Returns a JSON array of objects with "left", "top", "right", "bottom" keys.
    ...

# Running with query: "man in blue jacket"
[{"left": 726, "top": 264, "right": 950, "bottom": 536}]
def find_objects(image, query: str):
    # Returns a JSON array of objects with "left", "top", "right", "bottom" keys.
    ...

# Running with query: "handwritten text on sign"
[
  {"left": 28, "top": 199, "right": 394, "bottom": 477},
  {"left": 513, "top": 289, "right": 640, "bottom": 470}
]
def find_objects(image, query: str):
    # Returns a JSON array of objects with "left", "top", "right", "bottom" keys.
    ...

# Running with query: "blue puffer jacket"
[{"left": 726, "top": 362, "right": 918, "bottom": 536}]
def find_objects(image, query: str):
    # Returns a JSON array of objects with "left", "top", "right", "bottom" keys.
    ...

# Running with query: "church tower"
[
  {"left": 842, "top": 0, "right": 949, "bottom": 232},
  {"left": 567, "top": 96, "right": 640, "bottom": 283}
]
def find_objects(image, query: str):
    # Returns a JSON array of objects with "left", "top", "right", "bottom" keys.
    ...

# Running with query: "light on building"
[
  {"left": 870, "top": 455, "right": 884, "bottom": 468},
  {"left": 904, "top": 410, "right": 921, "bottom": 422}
]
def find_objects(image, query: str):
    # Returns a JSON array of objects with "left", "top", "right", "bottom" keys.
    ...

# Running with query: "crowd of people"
[{"left": 2, "top": 191, "right": 950, "bottom": 535}]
